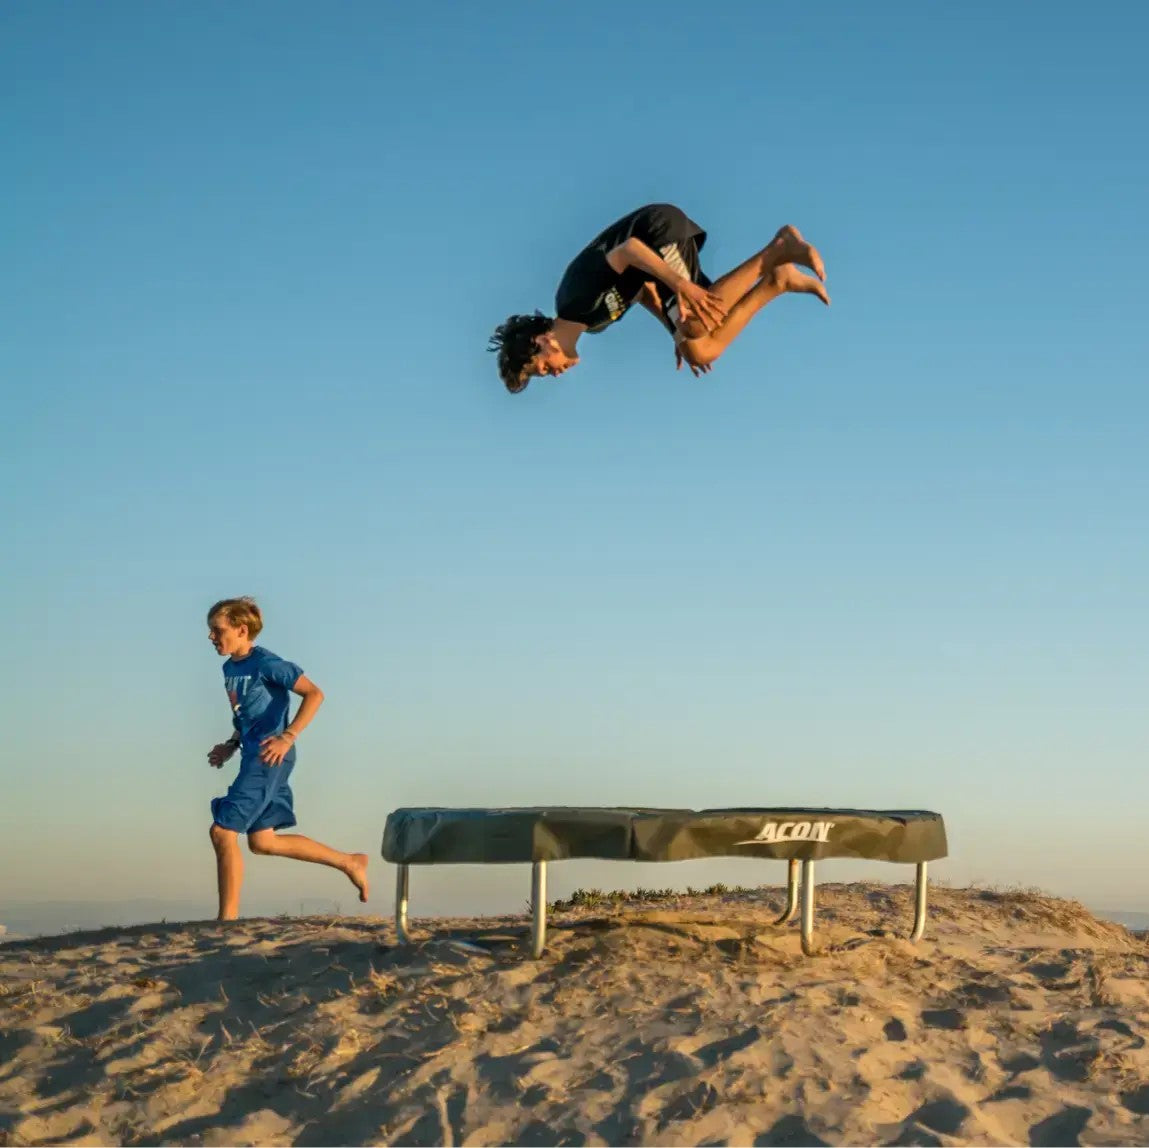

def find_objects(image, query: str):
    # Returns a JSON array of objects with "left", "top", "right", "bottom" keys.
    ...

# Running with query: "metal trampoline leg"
[
  {"left": 774, "top": 857, "right": 800, "bottom": 924},
  {"left": 800, "top": 860, "right": 817, "bottom": 956},
  {"left": 395, "top": 864, "right": 410, "bottom": 945},
  {"left": 909, "top": 861, "right": 928, "bottom": 942},
  {"left": 530, "top": 860, "right": 547, "bottom": 958}
]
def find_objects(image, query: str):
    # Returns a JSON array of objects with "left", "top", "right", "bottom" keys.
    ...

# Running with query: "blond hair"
[{"left": 207, "top": 596, "right": 264, "bottom": 639}]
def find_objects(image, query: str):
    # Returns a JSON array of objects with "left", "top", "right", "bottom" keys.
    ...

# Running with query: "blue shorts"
[{"left": 211, "top": 758, "right": 297, "bottom": 834}]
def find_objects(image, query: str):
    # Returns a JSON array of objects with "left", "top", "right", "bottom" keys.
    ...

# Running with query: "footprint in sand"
[
  {"left": 1029, "top": 1104, "right": 1092, "bottom": 1147},
  {"left": 1096, "top": 1017, "right": 1144, "bottom": 1045},
  {"left": 954, "top": 978, "right": 1013, "bottom": 1005},
  {"left": 1038, "top": 1019, "right": 1101, "bottom": 1083},
  {"left": 1022, "top": 955, "right": 1087, "bottom": 991},
  {"left": 760, "top": 1113, "right": 829, "bottom": 1147},
  {"left": 908, "top": 1097, "right": 970, "bottom": 1137},
  {"left": 1000, "top": 1051, "right": 1041, "bottom": 1074},
  {"left": 656, "top": 1080, "right": 719, "bottom": 1127},
  {"left": 988, "top": 1083, "right": 1032, "bottom": 1102},
  {"left": 1122, "top": 1084, "right": 1149, "bottom": 1115},
  {"left": 672, "top": 1026, "right": 762, "bottom": 1067},
  {"left": 921, "top": 1007, "right": 966, "bottom": 1031},
  {"left": 1026, "top": 959, "right": 1072, "bottom": 980},
  {"left": 575, "top": 1068, "right": 616, "bottom": 1093}
]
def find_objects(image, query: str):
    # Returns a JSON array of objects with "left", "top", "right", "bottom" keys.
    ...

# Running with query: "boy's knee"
[
  {"left": 681, "top": 337, "right": 721, "bottom": 368},
  {"left": 210, "top": 823, "right": 236, "bottom": 849},
  {"left": 248, "top": 830, "right": 277, "bottom": 855}
]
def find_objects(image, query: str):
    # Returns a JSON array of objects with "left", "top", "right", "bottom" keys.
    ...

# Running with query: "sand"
[{"left": 1, "top": 883, "right": 1147, "bottom": 1146}]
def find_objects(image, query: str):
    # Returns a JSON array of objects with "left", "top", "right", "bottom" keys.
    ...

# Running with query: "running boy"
[
  {"left": 205, "top": 597, "right": 368, "bottom": 920},
  {"left": 489, "top": 203, "right": 829, "bottom": 393}
]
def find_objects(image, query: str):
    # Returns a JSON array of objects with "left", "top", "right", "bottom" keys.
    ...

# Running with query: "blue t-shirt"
[{"left": 222, "top": 646, "right": 304, "bottom": 764}]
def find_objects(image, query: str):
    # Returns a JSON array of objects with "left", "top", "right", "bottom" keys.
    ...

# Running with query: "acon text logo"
[{"left": 735, "top": 820, "right": 835, "bottom": 845}]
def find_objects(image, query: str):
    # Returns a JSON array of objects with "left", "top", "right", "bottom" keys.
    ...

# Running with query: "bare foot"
[
  {"left": 772, "top": 225, "right": 826, "bottom": 282},
  {"left": 345, "top": 853, "right": 370, "bottom": 903},
  {"left": 775, "top": 263, "right": 830, "bottom": 305}
]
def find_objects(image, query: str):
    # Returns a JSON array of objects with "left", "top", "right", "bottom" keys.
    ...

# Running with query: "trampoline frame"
[{"left": 393, "top": 853, "right": 931, "bottom": 958}]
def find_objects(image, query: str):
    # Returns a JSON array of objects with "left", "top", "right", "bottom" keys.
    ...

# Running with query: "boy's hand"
[
  {"left": 675, "top": 280, "right": 727, "bottom": 333},
  {"left": 207, "top": 742, "right": 237, "bottom": 769},
  {"left": 676, "top": 347, "right": 713, "bottom": 377},
  {"left": 259, "top": 733, "right": 295, "bottom": 766}
]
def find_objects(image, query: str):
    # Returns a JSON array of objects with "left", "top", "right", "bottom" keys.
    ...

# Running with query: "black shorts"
[{"left": 652, "top": 215, "right": 712, "bottom": 332}]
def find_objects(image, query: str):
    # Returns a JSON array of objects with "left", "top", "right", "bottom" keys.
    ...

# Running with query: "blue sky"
[{"left": 2, "top": 2, "right": 1147, "bottom": 924}]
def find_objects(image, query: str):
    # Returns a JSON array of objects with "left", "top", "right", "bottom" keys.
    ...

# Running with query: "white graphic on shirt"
[
  {"left": 661, "top": 243, "right": 694, "bottom": 329},
  {"left": 603, "top": 287, "right": 626, "bottom": 321},
  {"left": 225, "top": 674, "right": 252, "bottom": 714},
  {"left": 659, "top": 242, "right": 690, "bottom": 280}
]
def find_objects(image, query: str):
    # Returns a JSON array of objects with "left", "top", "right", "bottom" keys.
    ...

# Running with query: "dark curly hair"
[{"left": 488, "top": 311, "right": 555, "bottom": 393}]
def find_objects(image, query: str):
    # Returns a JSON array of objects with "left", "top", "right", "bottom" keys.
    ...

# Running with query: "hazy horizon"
[{"left": 4, "top": 882, "right": 1149, "bottom": 945}]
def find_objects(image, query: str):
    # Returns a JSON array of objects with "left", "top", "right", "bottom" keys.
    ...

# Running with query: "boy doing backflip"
[
  {"left": 489, "top": 203, "right": 829, "bottom": 393},
  {"left": 205, "top": 597, "right": 368, "bottom": 920}
]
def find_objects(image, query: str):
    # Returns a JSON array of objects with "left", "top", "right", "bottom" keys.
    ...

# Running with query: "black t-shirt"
[{"left": 554, "top": 203, "right": 707, "bottom": 333}]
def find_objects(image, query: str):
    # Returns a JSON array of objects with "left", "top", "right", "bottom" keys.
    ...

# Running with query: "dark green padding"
[
  {"left": 633, "top": 808, "right": 947, "bottom": 863},
  {"left": 383, "top": 807, "right": 947, "bottom": 866}
]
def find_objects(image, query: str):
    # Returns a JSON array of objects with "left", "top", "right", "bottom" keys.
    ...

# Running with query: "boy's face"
[
  {"left": 522, "top": 332, "right": 579, "bottom": 383},
  {"left": 208, "top": 614, "right": 250, "bottom": 657}
]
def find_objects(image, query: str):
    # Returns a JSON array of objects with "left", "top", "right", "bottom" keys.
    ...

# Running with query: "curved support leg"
[
  {"left": 530, "top": 860, "right": 547, "bottom": 958},
  {"left": 395, "top": 864, "right": 410, "bottom": 945},
  {"left": 800, "top": 859, "right": 817, "bottom": 956},
  {"left": 909, "top": 861, "right": 928, "bottom": 942},
  {"left": 774, "top": 857, "right": 800, "bottom": 925}
]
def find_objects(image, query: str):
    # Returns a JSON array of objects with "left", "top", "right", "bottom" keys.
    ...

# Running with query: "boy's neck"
[
  {"left": 552, "top": 318, "right": 584, "bottom": 354},
  {"left": 230, "top": 643, "right": 255, "bottom": 661}
]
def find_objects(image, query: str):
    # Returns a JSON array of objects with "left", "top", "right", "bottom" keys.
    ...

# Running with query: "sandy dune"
[{"left": 1, "top": 884, "right": 1147, "bottom": 1146}]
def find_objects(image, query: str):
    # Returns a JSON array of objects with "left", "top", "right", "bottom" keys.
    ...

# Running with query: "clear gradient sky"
[{"left": 2, "top": 2, "right": 1147, "bottom": 924}]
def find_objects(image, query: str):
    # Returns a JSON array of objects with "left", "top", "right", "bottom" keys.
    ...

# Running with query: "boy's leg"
[
  {"left": 248, "top": 830, "right": 370, "bottom": 903},
  {"left": 678, "top": 263, "right": 829, "bottom": 370},
  {"left": 705, "top": 225, "right": 826, "bottom": 312},
  {"left": 210, "top": 823, "right": 244, "bottom": 920}
]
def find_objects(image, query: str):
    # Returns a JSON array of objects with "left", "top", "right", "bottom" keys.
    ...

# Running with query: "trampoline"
[{"left": 382, "top": 806, "right": 947, "bottom": 957}]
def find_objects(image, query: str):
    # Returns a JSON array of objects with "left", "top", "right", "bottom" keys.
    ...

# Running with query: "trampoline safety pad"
[{"left": 382, "top": 807, "right": 947, "bottom": 957}]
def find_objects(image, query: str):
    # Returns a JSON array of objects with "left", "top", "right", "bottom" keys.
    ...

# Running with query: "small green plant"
[{"left": 550, "top": 882, "right": 755, "bottom": 911}]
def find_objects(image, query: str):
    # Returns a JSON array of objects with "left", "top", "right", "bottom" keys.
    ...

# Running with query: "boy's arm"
[
  {"left": 208, "top": 722, "right": 241, "bottom": 768},
  {"left": 259, "top": 674, "right": 325, "bottom": 765},
  {"left": 283, "top": 675, "right": 325, "bottom": 742},
  {"left": 605, "top": 237, "right": 726, "bottom": 330}
]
